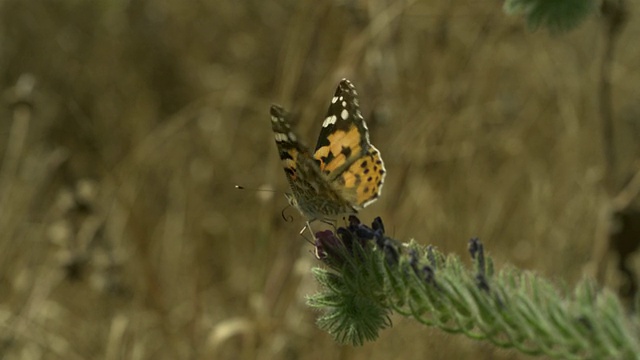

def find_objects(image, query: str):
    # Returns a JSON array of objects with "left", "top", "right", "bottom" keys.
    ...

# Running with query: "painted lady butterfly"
[{"left": 270, "top": 79, "right": 386, "bottom": 230}]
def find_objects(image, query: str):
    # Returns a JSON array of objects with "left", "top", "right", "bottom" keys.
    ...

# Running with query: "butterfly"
[{"left": 270, "top": 79, "right": 385, "bottom": 232}]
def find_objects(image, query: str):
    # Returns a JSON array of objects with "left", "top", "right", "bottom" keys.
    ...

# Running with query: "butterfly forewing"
[
  {"left": 270, "top": 105, "right": 311, "bottom": 185},
  {"left": 313, "top": 79, "right": 371, "bottom": 178}
]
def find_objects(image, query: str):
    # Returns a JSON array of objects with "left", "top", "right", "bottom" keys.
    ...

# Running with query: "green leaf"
[{"left": 503, "top": 0, "right": 598, "bottom": 33}]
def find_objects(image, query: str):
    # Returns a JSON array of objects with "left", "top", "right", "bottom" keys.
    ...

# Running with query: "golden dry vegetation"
[{"left": 1, "top": 1, "right": 639, "bottom": 359}]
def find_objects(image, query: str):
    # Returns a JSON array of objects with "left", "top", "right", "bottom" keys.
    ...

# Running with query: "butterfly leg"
[
  {"left": 299, "top": 220, "right": 317, "bottom": 245},
  {"left": 319, "top": 218, "right": 337, "bottom": 231}
]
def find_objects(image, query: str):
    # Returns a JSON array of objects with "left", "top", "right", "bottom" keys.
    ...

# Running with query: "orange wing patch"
[
  {"left": 314, "top": 126, "right": 363, "bottom": 174},
  {"left": 281, "top": 148, "right": 300, "bottom": 181},
  {"left": 336, "top": 146, "right": 385, "bottom": 208}
]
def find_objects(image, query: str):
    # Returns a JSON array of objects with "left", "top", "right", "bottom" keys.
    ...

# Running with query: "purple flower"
[{"left": 313, "top": 216, "right": 387, "bottom": 266}]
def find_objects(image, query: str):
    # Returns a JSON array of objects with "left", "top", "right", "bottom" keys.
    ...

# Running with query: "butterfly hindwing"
[{"left": 336, "top": 145, "right": 385, "bottom": 209}]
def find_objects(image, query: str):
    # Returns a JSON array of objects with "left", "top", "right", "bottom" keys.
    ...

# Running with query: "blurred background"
[{"left": 0, "top": 0, "right": 639, "bottom": 359}]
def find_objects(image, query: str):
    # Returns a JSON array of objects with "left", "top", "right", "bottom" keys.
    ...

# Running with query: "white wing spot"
[
  {"left": 342, "top": 101, "right": 347, "bottom": 107},
  {"left": 287, "top": 132, "right": 297, "bottom": 142},
  {"left": 322, "top": 115, "right": 337, "bottom": 127},
  {"left": 331, "top": 96, "right": 338, "bottom": 104},
  {"left": 341, "top": 109, "right": 349, "bottom": 120},
  {"left": 274, "top": 133, "right": 288, "bottom": 142}
]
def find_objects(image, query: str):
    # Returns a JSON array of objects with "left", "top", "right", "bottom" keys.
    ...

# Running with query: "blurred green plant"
[
  {"left": 307, "top": 217, "right": 640, "bottom": 358},
  {"left": 503, "top": 0, "right": 599, "bottom": 33}
]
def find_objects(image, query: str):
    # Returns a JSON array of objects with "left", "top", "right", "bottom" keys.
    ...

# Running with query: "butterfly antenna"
[
  {"left": 235, "top": 184, "right": 281, "bottom": 192},
  {"left": 235, "top": 184, "right": 286, "bottom": 197}
]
